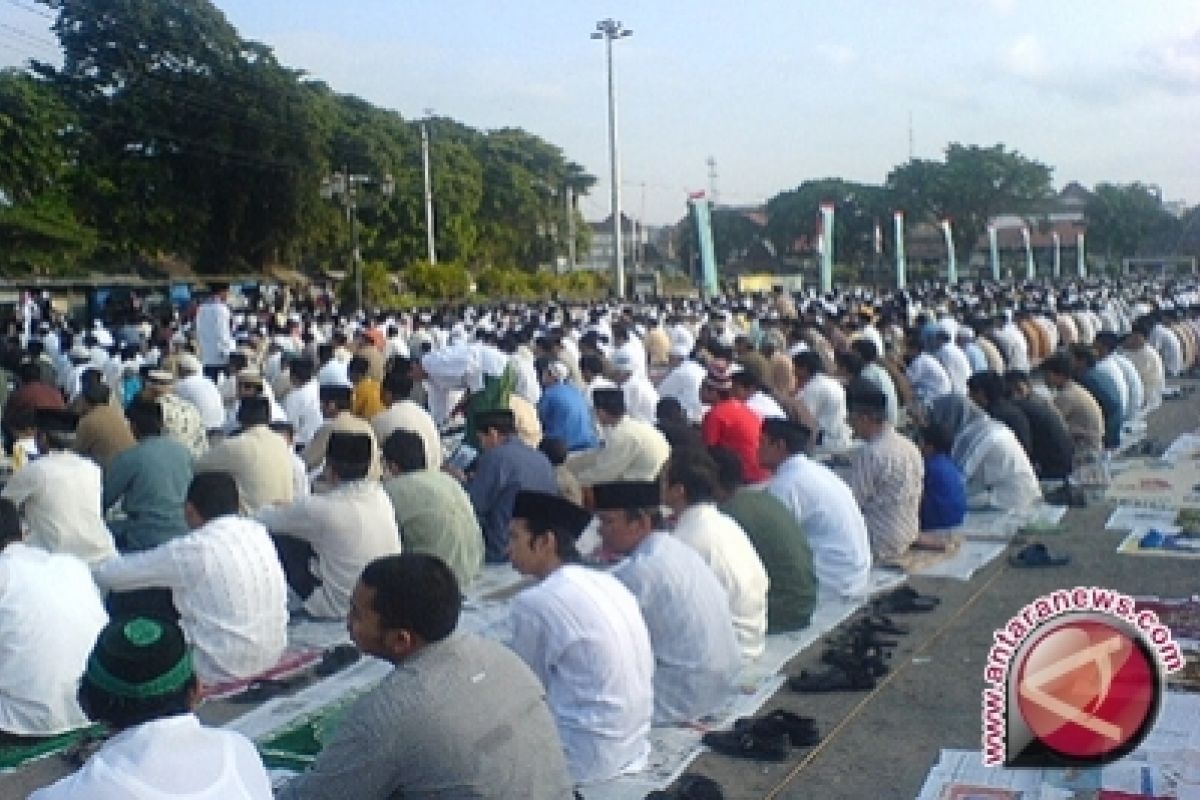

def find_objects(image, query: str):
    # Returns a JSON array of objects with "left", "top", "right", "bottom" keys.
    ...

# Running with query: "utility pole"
[
  {"left": 320, "top": 168, "right": 394, "bottom": 310},
  {"left": 592, "top": 19, "right": 632, "bottom": 298},
  {"left": 565, "top": 185, "right": 577, "bottom": 272},
  {"left": 421, "top": 109, "right": 437, "bottom": 265}
]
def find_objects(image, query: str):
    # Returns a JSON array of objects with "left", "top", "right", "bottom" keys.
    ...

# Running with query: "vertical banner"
[
  {"left": 988, "top": 225, "right": 1000, "bottom": 282},
  {"left": 1077, "top": 232, "right": 1086, "bottom": 278},
  {"left": 819, "top": 202, "right": 835, "bottom": 293},
  {"left": 691, "top": 196, "right": 719, "bottom": 298},
  {"left": 894, "top": 211, "right": 907, "bottom": 290},
  {"left": 1021, "top": 226, "right": 1034, "bottom": 280},
  {"left": 1052, "top": 231, "right": 1061, "bottom": 279},
  {"left": 873, "top": 220, "right": 883, "bottom": 256},
  {"left": 940, "top": 218, "right": 957, "bottom": 285}
]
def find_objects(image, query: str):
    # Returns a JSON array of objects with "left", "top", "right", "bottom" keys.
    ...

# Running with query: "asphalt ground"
[
  {"left": 4, "top": 385, "right": 1197, "bottom": 799},
  {"left": 688, "top": 385, "right": 1200, "bottom": 800}
]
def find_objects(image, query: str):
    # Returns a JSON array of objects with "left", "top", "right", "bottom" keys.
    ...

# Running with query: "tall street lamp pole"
[
  {"left": 421, "top": 109, "right": 437, "bottom": 265},
  {"left": 592, "top": 19, "right": 632, "bottom": 298},
  {"left": 321, "top": 169, "right": 394, "bottom": 310}
]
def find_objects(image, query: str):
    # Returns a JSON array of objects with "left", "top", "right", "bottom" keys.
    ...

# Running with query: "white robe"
[
  {"left": 619, "top": 373, "right": 659, "bottom": 425},
  {"left": 766, "top": 454, "right": 872, "bottom": 599},
  {"left": 29, "top": 714, "right": 273, "bottom": 799},
  {"left": 509, "top": 564, "right": 653, "bottom": 784},
  {"left": 671, "top": 503, "right": 769, "bottom": 660},
  {"left": 612, "top": 532, "right": 740, "bottom": 726}
]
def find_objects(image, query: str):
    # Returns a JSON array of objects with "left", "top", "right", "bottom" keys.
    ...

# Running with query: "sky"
[{"left": 2, "top": 1, "right": 1199, "bottom": 226}]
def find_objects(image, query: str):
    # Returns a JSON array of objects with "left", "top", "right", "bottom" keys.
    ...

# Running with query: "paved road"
[
  {"left": 4, "top": 388, "right": 1196, "bottom": 799},
  {"left": 690, "top": 389, "right": 1199, "bottom": 799}
]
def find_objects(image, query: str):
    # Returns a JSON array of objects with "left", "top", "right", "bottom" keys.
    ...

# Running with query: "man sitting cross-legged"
[
  {"left": 93, "top": 472, "right": 288, "bottom": 686},
  {"left": 507, "top": 490, "right": 654, "bottom": 785},
  {"left": 277, "top": 553, "right": 573, "bottom": 800}
]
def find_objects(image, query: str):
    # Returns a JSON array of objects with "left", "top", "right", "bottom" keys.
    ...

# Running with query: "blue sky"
[{"left": 3, "top": 1, "right": 1199, "bottom": 224}]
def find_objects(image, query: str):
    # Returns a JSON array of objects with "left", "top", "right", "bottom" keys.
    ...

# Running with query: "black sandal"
[
  {"left": 700, "top": 729, "right": 790, "bottom": 761},
  {"left": 733, "top": 710, "right": 820, "bottom": 747},
  {"left": 854, "top": 614, "right": 910, "bottom": 636},
  {"left": 872, "top": 586, "right": 940, "bottom": 614},
  {"left": 644, "top": 775, "right": 725, "bottom": 800},
  {"left": 789, "top": 665, "right": 876, "bottom": 693}
]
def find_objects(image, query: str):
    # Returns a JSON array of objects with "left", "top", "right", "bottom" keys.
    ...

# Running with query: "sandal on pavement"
[
  {"left": 733, "top": 711, "right": 820, "bottom": 747},
  {"left": 314, "top": 644, "right": 360, "bottom": 677},
  {"left": 854, "top": 614, "right": 910, "bottom": 636},
  {"left": 872, "top": 586, "right": 940, "bottom": 614},
  {"left": 644, "top": 775, "right": 725, "bottom": 800},
  {"left": 789, "top": 665, "right": 876, "bottom": 693},
  {"left": 1009, "top": 542, "right": 1070, "bottom": 568},
  {"left": 700, "top": 729, "right": 790, "bottom": 762}
]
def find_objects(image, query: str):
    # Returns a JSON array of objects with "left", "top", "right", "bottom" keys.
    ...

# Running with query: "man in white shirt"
[
  {"left": 933, "top": 327, "right": 972, "bottom": 395},
  {"left": 30, "top": 616, "right": 273, "bottom": 799},
  {"left": 507, "top": 490, "right": 653, "bottom": 784},
  {"left": 905, "top": 335, "right": 953, "bottom": 410},
  {"left": 611, "top": 351, "right": 658, "bottom": 424},
  {"left": 282, "top": 357, "right": 324, "bottom": 447},
  {"left": 731, "top": 368, "right": 786, "bottom": 420},
  {"left": 195, "top": 283, "right": 236, "bottom": 381},
  {"left": 257, "top": 432, "right": 401, "bottom": 619},
  {"left": 565, "top": 388, "right": 670, "bottom": 488},
  {"left": 194, "top": 397, "right": 296, "bottom": 515},
  {"left": 0, "top": 497, "right": 108, "bottom": 738},
  {"left": 656, "top": 343, "right": 707, "bottom": 422},
  {"left": 372, "top": 369, "right": 442, "bottom": 470},
  {"left": 662, "top": 455, "right": 768, "bottom": 661},
  {"left": 92, "top": 472, "right": 288, "bottom": 685},
  {"left": 1124, "top": 318, "right": 1165, "bottom": 411},
  {"left": 593, "top": 480, "right": 740, "bottom": 726},
  {"left": 174, "top": 352, "right": 226, "bottom": 434},
  {"left": 761, "top": 418, "right": 872, "bottom": 598},
  {"left": 1096, "top": 332, "right": 1144, "bottom": 420},
  {"left": 2, "top": 408, "right": 116, "bottom": 565},
  {"left": 793, "top": 350, "right": 852, "bottom": 450}
]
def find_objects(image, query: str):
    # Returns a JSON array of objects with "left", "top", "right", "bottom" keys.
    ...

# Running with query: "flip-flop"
[
  {"left": 1009, "top": 542, "right": 1070, "bottom": 568},
  {"left": 733, "top": 711, "right": 820, "bottom": 747},
  {"left": 872, "top": 586, "right": 940, "bottom": 614},
  {"left": 854, "top": 614, "right": 910, "bottom": 636},
  {"left": 788, "top": 665, "right": 876, "bottom": 693},
  {"left": 700, "top": 729, "right": 790, "bottom": 762}
]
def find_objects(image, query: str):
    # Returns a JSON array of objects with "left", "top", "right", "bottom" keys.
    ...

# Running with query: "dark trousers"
[
  {"left": 106, "top": 588, "right": 179, "bottom": 623},
  {"left": 272, "top": 534, "right": 321, "bottom": 601}
]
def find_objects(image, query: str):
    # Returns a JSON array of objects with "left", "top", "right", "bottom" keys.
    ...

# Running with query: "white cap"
[{"left": 612, "top": 352, "right": 636, "bottom": 373}]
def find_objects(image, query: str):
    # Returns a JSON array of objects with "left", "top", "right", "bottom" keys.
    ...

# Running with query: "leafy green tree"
[
  {"left": 765, "top": 179, "right": 885, "bottom": 266},
  {"left": 886, "top": 143, "right": 1053, "bottom": 265},
  {"left": 1085, "top": 182, "right": 1181, "bottom": 263}
]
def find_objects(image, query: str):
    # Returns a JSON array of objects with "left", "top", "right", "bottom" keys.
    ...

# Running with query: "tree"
[
  {"left": 886, "top": 143, "right": 1054, "bottom": 265},
  {"left": 765, "top": 179, "right": 886, "bottom": 267},
  {"left": 0, "top": 69, "right": 96, "bottom": 273},
  {"left": 1085, "top": 183, "right": 1181, "bottom": 263}
]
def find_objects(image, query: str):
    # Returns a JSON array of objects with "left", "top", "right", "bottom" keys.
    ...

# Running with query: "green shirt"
[
  {"left": 384, "top": 469, "right": 484, "bottom": 588},
  {"left": 102, "top": 435, "right": 194, "bottom": 552},
  {"left": 720, "top": 487, "right": 817, "bottom": 633}
]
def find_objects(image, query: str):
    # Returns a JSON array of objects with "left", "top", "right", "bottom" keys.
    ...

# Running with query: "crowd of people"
[{"left": 2, "top": 276, "right": 1197, "bottom": 797}]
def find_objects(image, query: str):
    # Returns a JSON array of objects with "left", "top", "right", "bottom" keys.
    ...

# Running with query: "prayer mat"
[
  {"left": 1133, "top": 597, "right": 1200, "bottom": 642},
  {"left": 881, "top": 536, "right": 964, "bottom": 574},
  {"left": 1117, "top": 529, "right": 1200, "bottom": 559},
  {"left": 257, "top": 691, "right": 363, "bottom": 770},
  {"left": 0, "top": 725, "right": 104, "bottom": 773},
  {"left": 201, "top": 647, "right": 325, "bottom": 702}
]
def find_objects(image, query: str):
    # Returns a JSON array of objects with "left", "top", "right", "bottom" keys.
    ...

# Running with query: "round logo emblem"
[{"left": 1013, "top": 615, "right": 1160, "bottom": 763}]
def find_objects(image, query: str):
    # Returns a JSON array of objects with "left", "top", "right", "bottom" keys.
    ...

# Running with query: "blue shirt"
[
  {"left": 1080, "top": 368, "right": 1122, "bottom": 448},
  {"left": 537, "top": 382, "right": 598, "bottom": 452},
  {"left": 466, "top": 437, "right": 559, "bottom": 563},
  {"left": 920, "top": 453, "right": 966, "bottom": 532}
]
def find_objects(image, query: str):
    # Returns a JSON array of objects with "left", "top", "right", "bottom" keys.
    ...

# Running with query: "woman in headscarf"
[{"left": 926, "top": 393, "right": 1041, "bottom": 510}]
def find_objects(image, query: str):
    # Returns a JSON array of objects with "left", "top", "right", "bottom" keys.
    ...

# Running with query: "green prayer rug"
[{"left": 0, "top": 725, "right": 105, "bottom": 772}]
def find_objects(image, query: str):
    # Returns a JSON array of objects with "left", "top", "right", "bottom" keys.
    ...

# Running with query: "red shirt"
[{"left": 701, "top": 398, "right": 769, "bottom": 483}]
